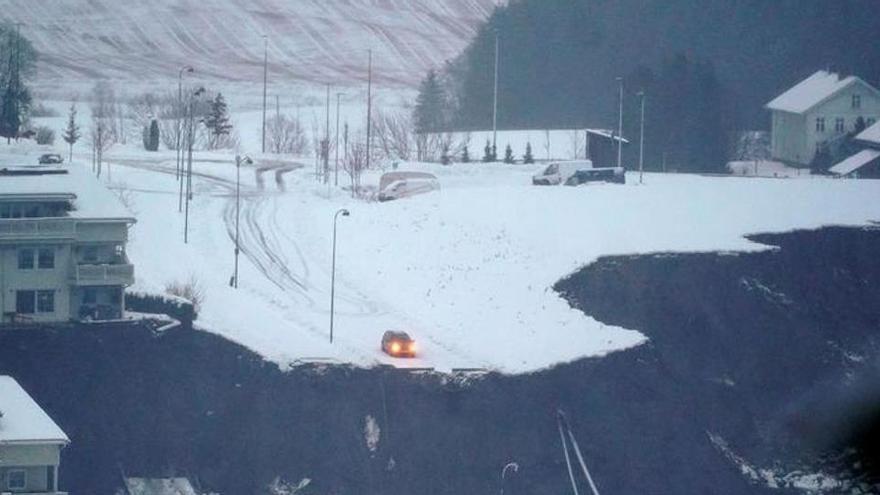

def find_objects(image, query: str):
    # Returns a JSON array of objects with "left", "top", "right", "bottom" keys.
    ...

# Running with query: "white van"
[
  {"left": 377, "top": 171, "right": 440, "bottom": 202},
  {"left": 532, "top": 160, "right": 593, "bottom": 185}
]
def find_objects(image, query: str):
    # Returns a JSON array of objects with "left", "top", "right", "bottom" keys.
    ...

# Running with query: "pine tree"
[
  {"left": 145, "top": 119, "right": 160, "bottom": 151},
  {"left": 441, "top": 143, "right": 451, "bottom": 165},
  {"left": 204, "top": 93, "right": 232, "bottom": 149},
  {"left": 62, "top": 103, "right": 81, "bottom": 163},
  {"left": 523, "top": 142, "right": 534, "bottom": 164},
  {"left": 413, "top": 70, "right": 446, "bottom": 134},
  {"left": 461, "top": 145, "right": 470, "bottom": 163},
  {"left": 504, "top": 144, "right": 514, "bottom": 164},
  {"left": 482, "top": 140, "right": 493, "bottom": 162}
]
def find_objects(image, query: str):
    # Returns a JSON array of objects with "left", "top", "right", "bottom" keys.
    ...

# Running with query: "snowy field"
[{"left": 5, "top": 133, "right": 880, "bottom": 373}]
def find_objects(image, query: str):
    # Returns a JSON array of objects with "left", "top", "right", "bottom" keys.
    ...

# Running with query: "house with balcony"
[
  {"left": 0, "top": 166, "right": 135, "bottom": 324},
  {"left": 766, "top": 70, "right": 880, "bottom": 167},
  {"left": 0, "top": 376, "right": 70, "bottom": 495}
]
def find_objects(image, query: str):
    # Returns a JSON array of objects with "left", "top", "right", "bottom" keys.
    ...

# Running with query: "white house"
[
  {"left": 0, "top": 376, "right": 70, "bottom": 495},
  {"left": 766, "top": 70, "right": 880, "bottom": 166},
  {"left": 0, "top": 166, "right": 135, "bottom": 324}
]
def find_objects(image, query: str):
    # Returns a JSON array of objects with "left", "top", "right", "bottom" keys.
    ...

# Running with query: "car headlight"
[{"left": 391, "top": 342, "right": 401, "bottom": 354}]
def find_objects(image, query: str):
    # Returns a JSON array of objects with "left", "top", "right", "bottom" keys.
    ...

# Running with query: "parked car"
[
  {"left": 381, "top": 330, "right": 417, "bottom": 358},
  {"left": 567, "top": 167, "right": 626, "bottom": 185},
  {"left": 377, "top": 171, "right": 440, "bottom": 202},
  {"left": 531, "top": 160, "right": 593, "bottom": 185},
  {"left": 38, "top": 153, "right": 63, "bottom": 165}
]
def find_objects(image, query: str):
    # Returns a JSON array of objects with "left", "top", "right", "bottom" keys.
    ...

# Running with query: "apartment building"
[{"left": 0, "top": 166, "right": 135, "bottom": 324}]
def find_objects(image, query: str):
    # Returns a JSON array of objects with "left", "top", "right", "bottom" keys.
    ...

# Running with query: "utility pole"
[
  {"left": 638, "top": 90, "right": 645, "bottom": 184},
  {"left": 261, "top": 35, "right": 268, "bottom": 154},
  {"left": 324, "top": 84, "right": 331, "bottom": 185},
  {"left": 616, "top": 76, "right": 624, "bottom": 170},
  {"left": 493, "top": 31, "right": 500, "bottom": 156},
  {"left": 335, "top": 92, "right": 343, "bottom": 186},
  {"left": 184, "top": 88, "right": 205, "bottom": 244},
  {"left": 366, "top": 49, "right": 373, "bottom": 172},
  {"left": 343, "top": 122, "right": 349, "bottom": 195}
]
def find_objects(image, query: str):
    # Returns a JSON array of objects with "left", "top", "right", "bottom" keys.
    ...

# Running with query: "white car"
[{"left": 532, "top": 160, "right": 594, "bottom": 185}]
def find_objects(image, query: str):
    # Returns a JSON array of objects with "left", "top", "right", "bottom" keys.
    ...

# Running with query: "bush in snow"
[
  {"left": 482, "top": 140, "right": 496, "bottom": 163},
  {"left": 440, "top": 143, "right": 451, "bottom": 165},
  {"left": 461, "top": 144, "right": 470, "bottom": 163},
  {"left": 35, "top": 126, "right": 55, "bottom": 145},
  {"left": 30, "top": 102, "right": 59, "bottom": 117},
  {"left": 142, "top": 119, "right": 160, "bottom": 151},
  {"left": 165, "top": 275, "right": 205, "bottom": 314}
]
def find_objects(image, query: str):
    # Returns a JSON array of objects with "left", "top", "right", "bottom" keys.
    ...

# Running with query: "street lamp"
[
  {"left": 232, "top": 154, "right": 253, "bottom": 288},
  {"left": 638, "top": 90, "right": 646, "bottom": 185},
  {"left": 500, "top": 462, "right": 519, "bottom": 495},
  {"left": 184, "top": 86, "right": 206, "bottom": 244},
  {"left": 177, "top": 65, "right": 194, "bottom": 193},
  {"left": 616, "top": 76, "right": 624, "bottom": 170},
  {"left": 329, "top": 208, "right": 350, "bottom": 343}
]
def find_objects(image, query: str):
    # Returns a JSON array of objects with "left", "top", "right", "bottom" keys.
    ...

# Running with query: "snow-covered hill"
[{"left": 2, "top": 0, "right": 498, "bottom": 90}]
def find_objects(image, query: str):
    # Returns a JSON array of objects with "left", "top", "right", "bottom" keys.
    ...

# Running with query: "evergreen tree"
[
  {"left": 523, "top": 142, "right": 534, "bottom": 163},
  {"left": 482, "top": 139, "right": 493, "bottom": 162},
  {"left": 413, "top": 69, "right": 447, "bottom": 134},
  {"left": 62, "top": 103, "right": 81, "bottom": 163},
  {"left": 503, "top": 143, "right": 514, "bottom": 163},
  {"left": 0, "top": 24, "right": 36, "bottom": 143},
  {"left": 440, "top": 143, "right": 451, "bottom": 165},
  {"left": 461, "top": 145, "right": 470, "bottom": 163},
  {"left": 144, "top": 119, "right": 160, "bottom": 151},
  {"left": 204, "top": 92, "right": 232, "bottom": 149}
]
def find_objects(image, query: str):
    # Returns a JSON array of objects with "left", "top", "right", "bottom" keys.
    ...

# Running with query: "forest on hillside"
[{"left": 429, "top": 0, "right": 880, "bottom": 172}]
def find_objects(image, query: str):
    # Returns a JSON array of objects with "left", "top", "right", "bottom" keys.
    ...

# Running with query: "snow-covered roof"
[
  {"left": 0, "top": 165, "right": 134, "bottom": 221},
  {"left": 0, "top": 376, "right": 69, "bottom": 445},
  {"left": 829, "top": 149, "right": 880, "bottom": 176},
  {"left": 856, "top": 121, "right": 880, "bottom": 146},
  {"left": 766, "top": 71, "right": 875, "bottom": 114},
  {"left": 124, "top": 478, "right": 198, "bottom": 495}
]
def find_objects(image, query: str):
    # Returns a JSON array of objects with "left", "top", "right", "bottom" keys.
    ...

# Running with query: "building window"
[
  {"left": 835, "top": 118, "right": 846, "bottom": 133},
  {"left": 37, "top": 290, "right": 55, "bottom": 313},
  {"left": 0, "top": 203, "right": 9, "bottom": 218},
  {"left": 16, "top": 291, "right": 36, "bottom": 314},
  {"left": 853, "top": 94, "right": 862, "bottom": 109},
  {"left": 38, "top": 248, "right": 55, "bottom": 269},
  {"left": 7, "top": 469, "right": 26, "bottom": 490},
  {"left": 83, "top": 246, "right": 98, "bottom": 263},
  {"left": 816, "top": 117, "right": 826, "bottom": 132},
  {"left": 83, "top": 288, "right": 97, "bottom": 304},
  {"left": 110, "top": 288, "right": 122, "bottom": 305},
  {"left": 18, "top": 248, "right": 35, "bottom": 269}
]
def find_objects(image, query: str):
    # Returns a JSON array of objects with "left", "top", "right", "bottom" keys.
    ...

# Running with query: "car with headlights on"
[{"left": 381, "top": 330, "right": 417, "bottom": 358}]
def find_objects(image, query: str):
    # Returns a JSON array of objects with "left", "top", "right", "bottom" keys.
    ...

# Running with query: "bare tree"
[
  {"left": 267, "top": 114, "right": 309, "bottom": 155},
  {"left": 372, "top": 110, "right": 413, "bottom": 160},
  {"left": 90, "top": 81, "right": 125, "bottom": 145},
  {"left": 343, "top": 132, "right": 368, "bottom": 197},
  {"left": 88, "top": 116, "right": 113, "bottom": 179}
]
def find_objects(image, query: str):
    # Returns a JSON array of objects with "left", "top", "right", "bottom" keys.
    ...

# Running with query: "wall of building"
[
  {"left": 806, "top": 83, "right": 880, "bottom": 162},
  {"left": 0, "top": 243, "right": 73, "bottom": 323},
  {"left": 771, "top": 111, "right": 808, "bottom": 165}
]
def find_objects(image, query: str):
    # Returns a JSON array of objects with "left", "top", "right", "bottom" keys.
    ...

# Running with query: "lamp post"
[
  {"left": 638, "top": 90, "right": 645, "bottom": 185},
  {"left": 335, "top": 92, "right": 344, "bottom": 186},
  {"left": 500, "top": 462, "right": 519, "bottom": 495},
  {"left": 329, "top": 208, "right": 350, "bottom": 343},
  {"left": 262, "top": 35, "right": 268, "bottom": 154},
  {"left": 616, "top": 76, "right": 624, "bottom": 170},
  {"left": 184, "top": 87, "right": 206, "bottom": 244},
  {"left": 492, "top": 30, "right": 500, "bottom": 158},
  {"left": 176, "top": 65, "right": 193, "bottom": 186},
  {"left": 232, "top": 154, "right": 252, "bottom": 288}
]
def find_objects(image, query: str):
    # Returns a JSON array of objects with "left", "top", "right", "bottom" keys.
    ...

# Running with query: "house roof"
[
  {"left": 0, "top": 376, "right": 70, "bottom": 445},
  {"left": 0, "top": 165, "right": 135, "bottom": 221},
  {"left": 829, "top": 149, "right": 880, "bottom": 176},
  {"left": 856, "top": 121, "right": 880, "bottom": 146},
  {"left": 766, "top": 70, "right": 877, "bottom": 114}
]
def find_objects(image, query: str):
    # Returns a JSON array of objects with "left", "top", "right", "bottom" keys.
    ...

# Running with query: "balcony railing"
[
  {"left": 0, "top": 218, "right": 76, "bottom": 239},
  {"left": 72, "top": 263, "right": 135, "bottom": 286}
]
